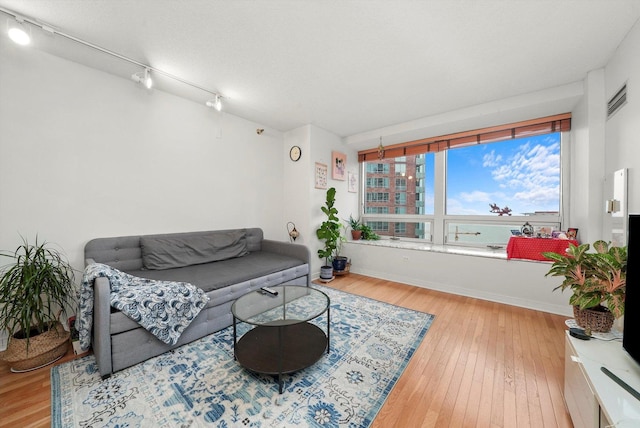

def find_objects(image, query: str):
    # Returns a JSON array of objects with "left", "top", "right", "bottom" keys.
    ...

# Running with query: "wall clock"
[{"left": 289, "top": 145, "right": 302, "bottom": 161}]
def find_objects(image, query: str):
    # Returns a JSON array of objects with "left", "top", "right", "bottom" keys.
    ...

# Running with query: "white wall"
[
  {"left": 337, "top": 19, "right": 640, "bottom": 316},
  {"left": 282, "top": 124, "right": 358, "bottom": 277},
  {"left": 605, "top": 18, "right": 640, "bottom": 217},
  {"left": 569, "top": 69, "right": 607, "bottom": 244},
  {"left": 345, "top": 243, "right": 571, "bottom": 315},
  {"left": 0, "top": 38, "right": 284, "bottom": 273}
]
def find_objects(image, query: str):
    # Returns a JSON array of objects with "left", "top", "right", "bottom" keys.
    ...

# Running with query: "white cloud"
[
  {"left": 447, "top": 135, "right": 561, "bottom": 215},
  {"left": 482, "top": 150, "right": 502, "bottom": 167},
  {"left": 488, "top": 139, "right": 560, "bottom": 209},
  {"left": 459, "top": 190, "right": 492, "bottom": 203}
]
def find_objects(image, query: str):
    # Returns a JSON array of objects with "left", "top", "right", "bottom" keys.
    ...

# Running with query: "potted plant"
[
  {"left": 360, "top": 223, "right": 380, "bottom": 241},
  {"left": 543, "top": 240, "right": 626, "bottom": 333},
  {"left": 0, "top": 237, "right": 76, "bottom": 372},
  {"left": 316, "top": 187, "right": 341, "bottom": 280},
  {"left": 332, "top": 224, "right": 349, "bottom": 273},
  {"left": 348, "top": 215, "right": 363, "bottom": 240}
]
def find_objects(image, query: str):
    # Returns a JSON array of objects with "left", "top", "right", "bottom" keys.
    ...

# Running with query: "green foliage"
[
  {"left": 316, "top": 188, "right": 341, "bottom": 266},
  {"left": 543, "top": 240, "right": 626, "bottom": 318},
  {"left": 334, "top": 224, "right": 348, "bottom": 258},
  {"left": 360, "top": 223, "right": 380, "bottom": 240},
  {"left": 347, "top": 215, "right": 362, "bottom": 231},
  {"left": 0, "top": 237, "right": 76, "bottom": 347}
]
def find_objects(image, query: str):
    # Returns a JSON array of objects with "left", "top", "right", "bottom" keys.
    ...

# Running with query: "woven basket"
[
  {"left": 573, "top": 305, "right": 614, "bottom": 333},
  {"left": 0, "top": 322, "right": 69, "bottom": 372}
]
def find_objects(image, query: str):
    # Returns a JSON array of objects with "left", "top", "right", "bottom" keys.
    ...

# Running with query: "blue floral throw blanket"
[{"left": 77, "top": 263, "right": 209, "bottom": 351}]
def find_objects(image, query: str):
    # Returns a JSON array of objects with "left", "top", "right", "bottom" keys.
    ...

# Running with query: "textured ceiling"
[{"left": 1, "top": 0, "right": 639, "bottom": 146}]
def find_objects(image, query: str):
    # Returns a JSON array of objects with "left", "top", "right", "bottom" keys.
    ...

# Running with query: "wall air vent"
[{"left": 607, "top": 83, "right": 627, "bottom": 119}]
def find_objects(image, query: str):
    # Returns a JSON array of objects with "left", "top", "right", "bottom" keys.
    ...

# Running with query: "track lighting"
[
  {"left": 206, "top": 94, "right": 223, "bottom": 112},
  {"left": 7, "top": 17, "right": 30, "bottom": 45},
  {"left": 131, "top": 68, "right": 153, "bottom": 89},
  {"left": 1, "top": 6, "right": 228, "bottom": 105}
]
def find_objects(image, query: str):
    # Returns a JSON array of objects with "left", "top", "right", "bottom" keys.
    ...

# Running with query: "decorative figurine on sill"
[{"left": 521, "top": 222, "right": 534, "bottom": 237}]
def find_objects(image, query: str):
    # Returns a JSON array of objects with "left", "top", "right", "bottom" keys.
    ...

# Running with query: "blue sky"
[{"left": 445, "top": 133, "right": 561, "bottom": 215}]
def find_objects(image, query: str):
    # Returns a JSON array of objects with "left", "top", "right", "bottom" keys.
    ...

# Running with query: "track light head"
[
  {"left": 205, "top": 94, "right": 223, "bottom": 112},
  {"left": 8, "top": 17, "right": 31, "bottom": 45},
  {"left": 131, "top": 68, "right": 152, "bottom": 89}
]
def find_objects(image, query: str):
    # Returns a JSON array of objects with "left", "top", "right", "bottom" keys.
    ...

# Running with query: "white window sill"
[{"left": 347, "top": 238, "right": 509, "bottom": 260}]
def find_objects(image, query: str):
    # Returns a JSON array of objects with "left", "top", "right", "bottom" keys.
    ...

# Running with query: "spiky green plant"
[{"left": 0, "top": 237, "right": 76, "bottom": 349}]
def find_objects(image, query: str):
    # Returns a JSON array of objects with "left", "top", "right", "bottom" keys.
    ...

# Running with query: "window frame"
[{"left": 359, "top": 131, "right": 569, "bottom": 247}]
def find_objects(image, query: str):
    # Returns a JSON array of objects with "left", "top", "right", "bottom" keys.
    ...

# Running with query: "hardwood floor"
[{"left": 0, "top": 274, "right": 573, "bottom": 427}]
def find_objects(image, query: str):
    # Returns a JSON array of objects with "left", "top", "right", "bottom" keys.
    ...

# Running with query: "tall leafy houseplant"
[
  {"left": 316, "top": 187, "right": 341, "bottom": 279},
  {"left": 544, "top": 240, "right": 626, "bottom": 332},
  {"left": 0, "top": 238, "right": 76, "bottom": 371}
]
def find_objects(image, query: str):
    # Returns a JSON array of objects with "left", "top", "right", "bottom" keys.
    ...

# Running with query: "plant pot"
[
  {"left": 320, "top": 265, "right": 334, "bottom": 280},
  {"left": 0, "top": 322, "right": 69, "bottom": 372},
  {"left": 351, "top": 230, "right": 362, "bottom": 240},
  {"left": 573, "top": 305, "right": 615, "bottom": 333},
  {"left": 332, "top": 256, "right": 348, "bottom": 272}
]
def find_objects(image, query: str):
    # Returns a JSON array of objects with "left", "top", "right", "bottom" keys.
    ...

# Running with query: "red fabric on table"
[{"left": 506, "top": 236, "right": 579, "bottom": 261}]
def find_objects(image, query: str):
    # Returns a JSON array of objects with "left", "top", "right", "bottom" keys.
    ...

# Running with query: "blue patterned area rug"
[{"left": 51, "top": 285, "right": 434, "bottom": 427}]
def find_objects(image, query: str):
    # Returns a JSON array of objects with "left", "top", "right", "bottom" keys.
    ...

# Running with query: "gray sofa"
[{"left": 84, "top": 228, "right": 310, "bottom": 378}]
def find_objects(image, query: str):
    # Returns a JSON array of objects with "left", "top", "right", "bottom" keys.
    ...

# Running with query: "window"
[
  {"left": 361, "top": 153, "right": 435, "bottom": 240},
  {"left": 365, "top": 206, "right": 389, "bottom": 214},
  {"left": 366, "top": 192, "right": 389, "bottom": 203},
  {"left": 446, "top": 134, "right": 560, "bottom": 216},
  {"left": 358, "top": 114, "right": 569, "bottom": 247},
  {"left": 368, "top": 221, "right": 389, "bottom": 231},
  {"left": 366, "top": 177, "right": 389, "bottom": 188},
  {"left": 367, "top": 163, "right": 390, "bottom": 174}
]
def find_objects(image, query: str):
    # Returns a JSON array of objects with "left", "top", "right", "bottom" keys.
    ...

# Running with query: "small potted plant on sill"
[
  {"left": 348, "top": 215, "right": 362, "bottom": 240},
  {"left": 543, "top": 240, "right": 626, "bottom": 333},
  {"left": 360, "top": 223, "right": 380, "bottom": 241},
  {"left": 316, "top": 187, "right": 341, "bottom": 280},
  {"left": 0, "top": 237, "right": 76, "bottom": 372}
]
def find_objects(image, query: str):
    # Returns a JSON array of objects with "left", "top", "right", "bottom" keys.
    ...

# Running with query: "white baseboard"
[{"left": 346, "top": 267, "right": 573, "bottom": 317}]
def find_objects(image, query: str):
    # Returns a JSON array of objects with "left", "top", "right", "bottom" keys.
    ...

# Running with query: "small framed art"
[
  {"left": 332, "top": 151, "right": 346, "bottom": 180},
  {"left": 315, "top": 162, "right": 328, "bottom": 189},
  {"left": 348, "top": 171, "right": 357, "bottom": 193},
  {"left": 567, "top": 228, "right": 579, "bottom": 240}
]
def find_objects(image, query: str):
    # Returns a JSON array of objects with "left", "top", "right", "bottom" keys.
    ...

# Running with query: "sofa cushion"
[
  {"left": 127, "top": 251, "right": 304, "bottom": 293},
  {"left": 141, "top": 230, "right": 248, "bottom": 270}
]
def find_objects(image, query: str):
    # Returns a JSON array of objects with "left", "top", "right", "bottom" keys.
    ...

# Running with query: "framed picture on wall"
[
  {"left": 315, "top": 162, "right": 328, "bottom": 189},
  {"left": 348, "top": 171, "right": 357, "bottom": 193},
  {"left": 332, "top": 151, "right": 347, "bottom": 180}
]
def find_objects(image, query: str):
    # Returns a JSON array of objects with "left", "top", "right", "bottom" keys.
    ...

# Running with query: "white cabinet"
[
  {"left": 564, "top": 333, "right": 640, "bottom": 428},
  {"left": 564, "top": 338, "right": 600, "bottom": 427}
]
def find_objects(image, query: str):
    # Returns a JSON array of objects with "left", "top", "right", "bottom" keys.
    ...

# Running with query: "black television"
[{"left": 623, "top": 214, "right": 640, "bottom": 364}]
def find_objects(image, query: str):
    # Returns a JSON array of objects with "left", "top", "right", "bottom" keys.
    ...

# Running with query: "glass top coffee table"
[{"left": 231, "top": 285, "right": 330, "bottom": 393}]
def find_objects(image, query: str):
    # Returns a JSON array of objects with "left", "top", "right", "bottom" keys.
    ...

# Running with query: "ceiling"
[{"left": 1, "top": 0, "right": 640, "bottom": 149}]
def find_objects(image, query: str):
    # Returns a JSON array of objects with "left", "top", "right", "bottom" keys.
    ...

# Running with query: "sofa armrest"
[
  {"left": 261, "top": 239, "right": 310, "bottom": 264},
  {"left": 93, "top": 276, "right": 112, "bottom": 379}
]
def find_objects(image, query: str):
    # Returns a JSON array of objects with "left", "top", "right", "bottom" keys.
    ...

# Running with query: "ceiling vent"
[{"left": 607, "top": 83, "right": 627, "bottom": 119}]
